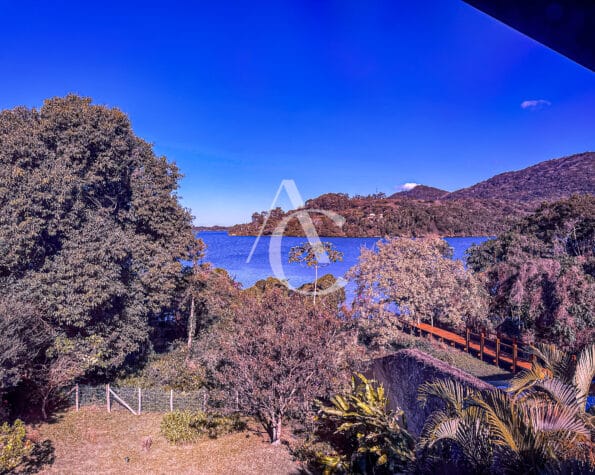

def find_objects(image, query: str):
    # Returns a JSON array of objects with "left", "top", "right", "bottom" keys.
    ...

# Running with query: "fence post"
[
  {"left": 235, "top": 390, "right": 239, "bottom": 411},
  {"left": 75, "top": 384, "right": 79, "bottom": 412},
  {"left": 479, "top": 332, "right": 485, "bottom": 361},
  {"left": 106, "top": 384, "right": 111, "bottom": 413},
  {"left": 138, "top": 387, "right": 142, "bottom": 415},
  {"left": 495, "top": 337, "right": 500, "bottom": 367},
  {"left": 512, "top": 338, "right": 518, "bottom": 374},
  {"left": 465, "top": 328, "right": 470, "bottom": 352},
  {"left": 170, "top": 389, "right": 173, "bottom": 412}
]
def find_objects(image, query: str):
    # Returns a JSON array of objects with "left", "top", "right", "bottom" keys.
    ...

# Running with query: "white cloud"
[
  {"left": 520, "top": 99, "right": 551, "bottom": 110},
  {"left": 399, "top": 182, "right": 420, "bottom": 191}
]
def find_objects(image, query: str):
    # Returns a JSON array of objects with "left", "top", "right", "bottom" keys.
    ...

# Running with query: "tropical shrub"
[
  {"left": 314, "top": 374, "right": 415, "bottom": 474},
  {"left": 160, "top": 411, "right": 245, "bottom": 444},
  {"left": 417, "top": 378, "right": 592, "bottom": 474},
  {"left": 508, "top": 342, "right": 595, "bottom": 457},
  {"left": 0, "top": 419, "right": 32, "bottom": 473}
]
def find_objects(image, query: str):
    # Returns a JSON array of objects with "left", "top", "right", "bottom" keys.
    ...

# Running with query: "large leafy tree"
[
  {"left": 0, "top": 95, "right": 197, "bottom": 376},
  {"left": 349, "top": 237, "right": 488, "bottom": 348},
  {"left": 467, "top": 195, "right": 595, "bottom": 350}
]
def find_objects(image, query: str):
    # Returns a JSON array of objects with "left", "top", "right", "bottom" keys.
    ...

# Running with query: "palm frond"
[
  {"left": 418, "top": 379, "right": 471, "bottom": 416},
  {"left": 508, "top": 363, "right": 549, "bottom": 396},
  {"left": 529, "top": 403, "right": 590, "bottom": 440},
  {"left": 519, "top": 378, "right": 582, "bottom": 412},
  {"left": 419, "top": 410, "right": 459, "bottom": 446},
  {"left": 572, "top": 343, "right": 595, "bottom": 406},
  {"left": 471, "top": 390, "right": 520, "bottom": 453},
  {"left": 531, "top": 343, "right": 574, "bottom": 383}
]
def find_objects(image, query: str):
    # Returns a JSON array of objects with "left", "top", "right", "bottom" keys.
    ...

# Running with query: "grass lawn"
[{"left": 32, "top": 407, "right": 300, "bottom": 474}]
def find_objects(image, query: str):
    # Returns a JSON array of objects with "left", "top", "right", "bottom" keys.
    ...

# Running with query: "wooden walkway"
[{"left": 404, "top": 320, "right": 532, "bottom": 373}]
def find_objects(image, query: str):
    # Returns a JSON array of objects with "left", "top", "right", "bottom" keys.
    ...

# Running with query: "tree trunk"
[
  {"left": 187, "top": 295, "right": 196, "bottom": 353},
  {"left": 41, "top": 393, "right": 49, "bottom": 420},
  {"left": 271, "top": 417, "right": 282, "bottom": 445},
  {"left": 313, "top": 265, "right": 318, "bottom": 305}
]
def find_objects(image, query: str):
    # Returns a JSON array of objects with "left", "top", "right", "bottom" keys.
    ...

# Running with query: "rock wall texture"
[{"left": 369, "top": 349, "right": 493, "bottom": 436}]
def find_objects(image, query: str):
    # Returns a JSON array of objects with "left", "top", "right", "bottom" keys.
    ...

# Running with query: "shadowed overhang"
[{"left": 463, "top": 0, "right": 595, "bottom": 72}]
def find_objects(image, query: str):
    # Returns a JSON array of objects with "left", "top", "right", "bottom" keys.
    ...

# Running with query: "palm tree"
[
  {"left": 417, "top": 379, "right": 493, "bottom": 474},
  {"left": 418, "top": 379, "right": 591, "bottom": 474},
  {"left": 509, "top": 343, "right": 595, "bottom": 417},
  {"left": 508, "top": 342, "right": 595, "bottom": 465}
]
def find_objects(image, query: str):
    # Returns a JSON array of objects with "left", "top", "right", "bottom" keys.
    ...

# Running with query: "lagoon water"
[{"left": 198, "top": 232, "right": 491, "bottom": 295}]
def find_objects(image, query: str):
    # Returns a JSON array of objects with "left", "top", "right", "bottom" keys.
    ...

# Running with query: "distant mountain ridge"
[
  {"left": 446, "top": 152, "right": 594, "bottom": 202},
  {"left": 227, "top": 152, "right": 594, "bottom": 237}
]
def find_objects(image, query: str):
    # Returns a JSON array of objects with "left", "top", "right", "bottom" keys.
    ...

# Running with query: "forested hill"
[
  {"left": 389, "top": 185, "right": 448, "bottom": 200},
  {"left": 229, "top": 197, "right": 531, "bottom": 237},
  {"left": 228, "top": 152, "right": 594, "bottom": 237},
  {"left": 447, "top": 152, "right": 594, "bottom": 202}
]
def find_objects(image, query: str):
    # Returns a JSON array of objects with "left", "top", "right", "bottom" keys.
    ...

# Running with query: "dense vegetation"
[
  {"left": 467, "top": 195, "right": 594, "bottom": 350},
  {"left": 448, "top": 152, "right": 594, "bottom": 203},
  {"left": 389, "top": 184, "right": 448, "bottom": 200},
  {"left": 229, "top": 195, "right": 530, "bottom": 237},
  {"left": 0, "top": 95, "right": 199, "bottom": 417},
  {"left": 0, "top": 97, "right": 592, "bottom": 473},
  {"left": 349, "top": 237, "right": 489, "bottom": 347}
]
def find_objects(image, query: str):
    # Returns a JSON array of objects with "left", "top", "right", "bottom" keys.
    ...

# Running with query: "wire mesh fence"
[{"left": 67, "top": 384, "right": 238, "bottom": 414}]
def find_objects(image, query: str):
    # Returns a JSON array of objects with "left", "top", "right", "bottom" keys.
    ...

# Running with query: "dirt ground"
[{"left": 31, "top": 407, "right": 301, "bottom": 475}]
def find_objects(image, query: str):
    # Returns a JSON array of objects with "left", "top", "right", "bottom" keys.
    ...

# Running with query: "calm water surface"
[{"left": 197, "top": 232, "right": 491, "bottom": 292}]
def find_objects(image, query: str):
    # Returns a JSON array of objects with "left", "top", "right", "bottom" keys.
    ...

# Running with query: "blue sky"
[{"left": 1, "top": 1, "right": 593, "bottom": 225}]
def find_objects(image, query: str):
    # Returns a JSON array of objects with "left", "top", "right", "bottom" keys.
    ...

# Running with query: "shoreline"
[{"left": 211, "top": 231, "right": 494, "bottom": 240}]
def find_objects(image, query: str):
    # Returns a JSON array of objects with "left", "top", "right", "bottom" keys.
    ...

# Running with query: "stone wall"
[{"left": 369, "top": 349, "right": 493, "bottom": 436}]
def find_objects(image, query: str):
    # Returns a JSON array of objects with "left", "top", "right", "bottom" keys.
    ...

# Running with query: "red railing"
[{"left": 402, "top": 320, "right": 532, "bottom": 373}]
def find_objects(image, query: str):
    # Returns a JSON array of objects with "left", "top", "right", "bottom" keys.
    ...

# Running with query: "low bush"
[
  {"left": 160, "top": 411, "right": 245, "bottom": 444},
  {"left": 0, "top": 419, "right": 33, "bottom": 473}
]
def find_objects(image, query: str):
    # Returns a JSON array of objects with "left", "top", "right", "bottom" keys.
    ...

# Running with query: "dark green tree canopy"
[
  {"left": 0, "top": 95, "right": 197, "bottom": 372},
  {"left": 466, "top": 195, "right": 594, "bottom": 349}
]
